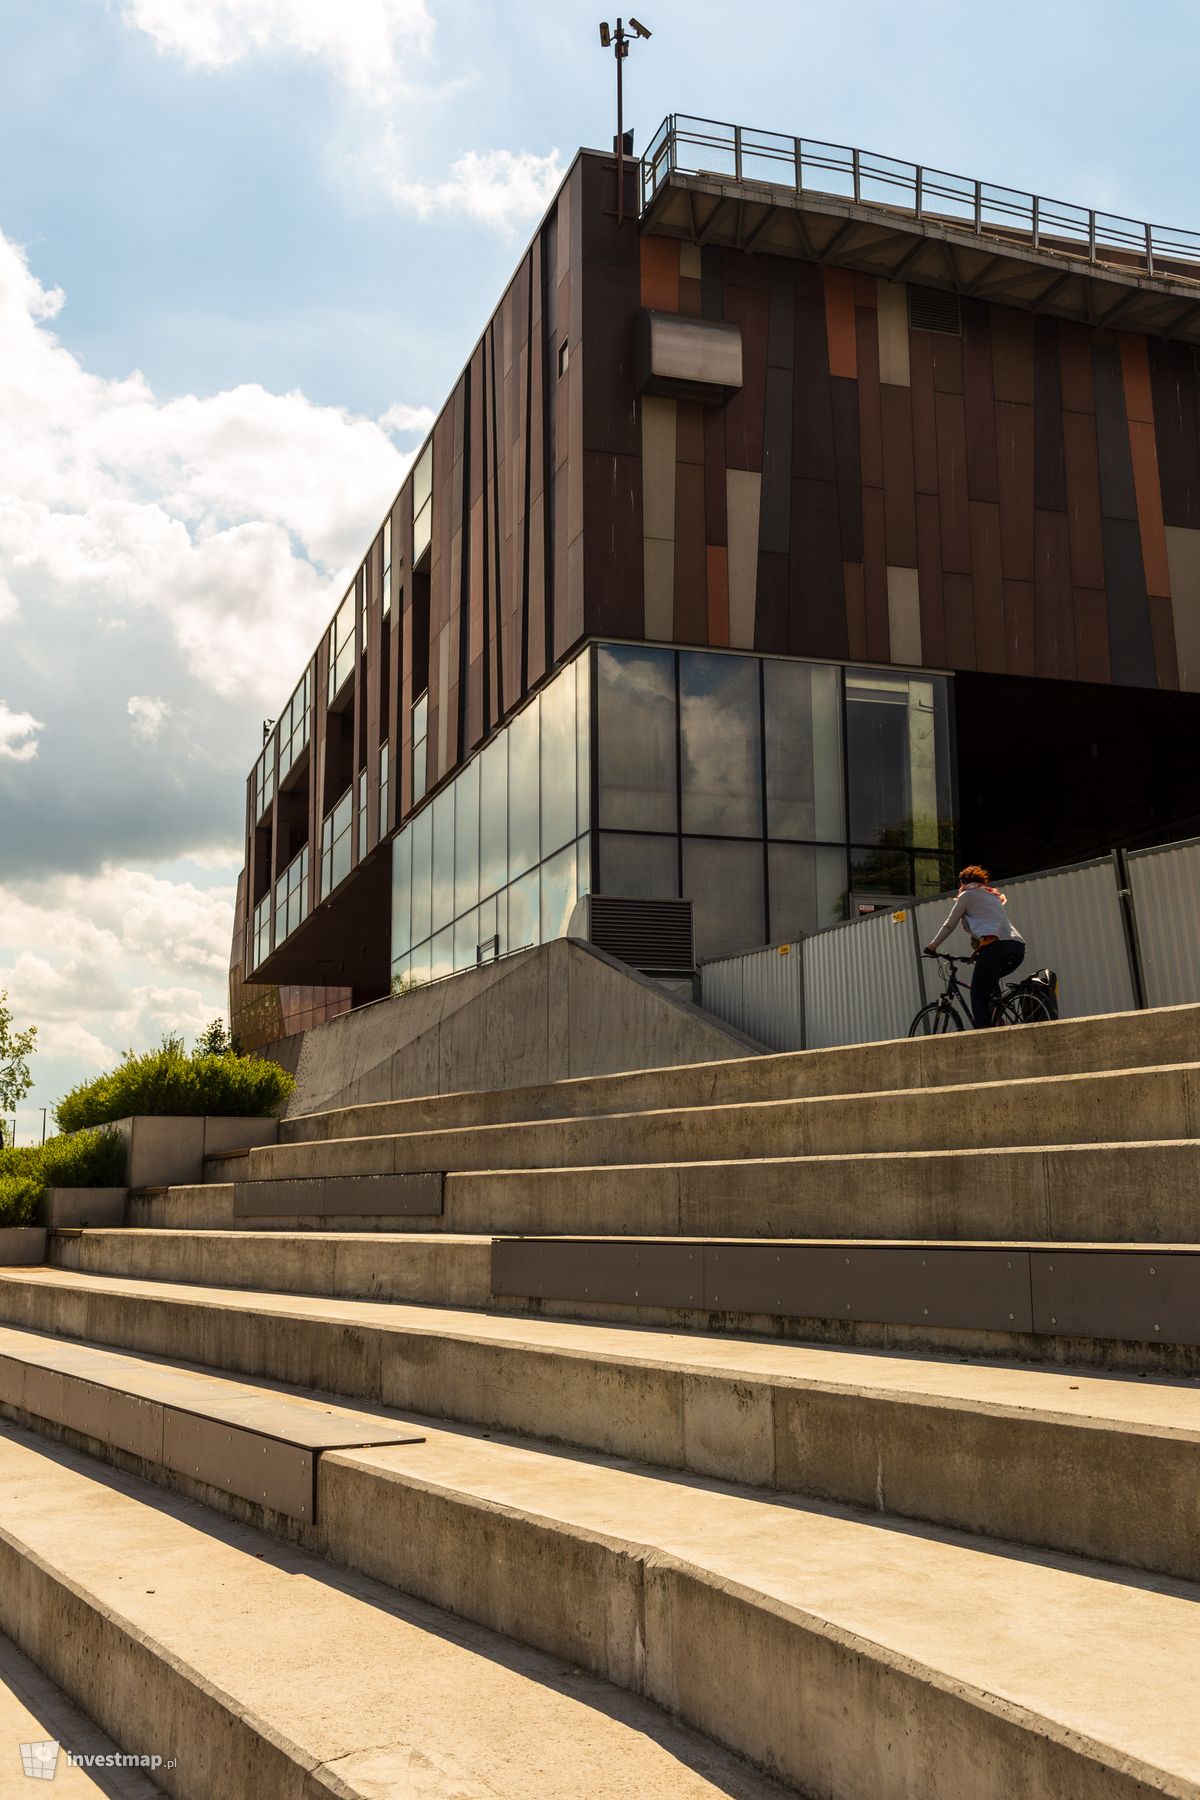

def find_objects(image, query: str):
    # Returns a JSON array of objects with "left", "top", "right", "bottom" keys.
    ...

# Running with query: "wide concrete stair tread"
[
  {"left": 323, "top": 1423, "right": 1200, "bottom": 1790},
  {"left": 130, "top": 1137, "right": 1200, "bottom": 1243},
  {"left": 247, "top": 1061, "right": 1200, "bottom": 1181},
  {"left": 6, "top": 1264, "right": 1200, "bottom": 1569},
  {"left": 0, "top": 1630, "right": 162, "bottom": 1796},
  {"left": 279, "top": 1001, "right": 1200, "bottom": 1144},
  {"left": 0, "top": 1426, "right": 783, "bottom": 1800}
]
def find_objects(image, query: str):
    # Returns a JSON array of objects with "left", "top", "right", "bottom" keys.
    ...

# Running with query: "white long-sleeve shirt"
[{"left": 928, "top": 883, "right": 1023, "bottom": 950}]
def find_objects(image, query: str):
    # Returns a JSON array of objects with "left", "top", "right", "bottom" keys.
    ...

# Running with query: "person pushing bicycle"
[{"left": 924, "top": 865, "right": 1025, "bottom": 1029}]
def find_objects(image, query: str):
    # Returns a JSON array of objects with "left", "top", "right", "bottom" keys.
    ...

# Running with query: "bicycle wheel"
[
  {"left": 994, "top": 989, "right": 1054, "bottom": 1027},
  {"left": 909, "top": 1001, "right": 963, "bottom": 1037}
]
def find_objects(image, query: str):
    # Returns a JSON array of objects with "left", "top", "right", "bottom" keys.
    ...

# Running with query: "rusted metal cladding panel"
[
  {"left": 1126, "top": 837, "right": 1200, "bottom": 1006},
  {"left": 700, "top": 944, "right": 804, "bottom": 1052},
  {"left": 913, "top": 858, "right": 1135, "bottom": 1019},
  {"left": 802, "top": 911, "right": 920, "bottom": 1048}
]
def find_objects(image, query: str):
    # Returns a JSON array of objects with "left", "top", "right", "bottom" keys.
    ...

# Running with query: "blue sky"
[{"left": 0, "top": 0, "right": 1194, "bottom": 1138}]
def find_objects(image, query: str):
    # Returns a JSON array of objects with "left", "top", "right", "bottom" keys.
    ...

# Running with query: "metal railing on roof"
[{"left": 641, "top": 114, "right": 1200, "bottom": 284}]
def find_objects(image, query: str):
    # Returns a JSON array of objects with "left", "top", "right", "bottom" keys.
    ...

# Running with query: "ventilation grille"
[
  {"left": 586, "top": 896, "right": 695, "bottom": 976},
  {"left": 907, "top": 285, "right": 962, "bottom": 336}
]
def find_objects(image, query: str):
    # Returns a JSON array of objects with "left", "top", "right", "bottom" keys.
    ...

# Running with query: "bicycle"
[{"left": 909, "top": 952, "right": 1056, "bottom": 1036}]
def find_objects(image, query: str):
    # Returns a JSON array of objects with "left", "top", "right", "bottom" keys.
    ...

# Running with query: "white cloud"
[
  {"left": 0, "top": 863, "right": 236, "bottom": 1128},
  {"left": 374, "top": 143, "right": 565, "bottom": 235},
  {"left": 127, "top": 694, "right": 170, "bottom": 742},
  {"left": 0, "top": 702, "right": 42, "bottom": 762},
  {"left": 122, "top": 0, "right": 436, "bottom": 105},
  {"left": 0, "top": 230, "right": 409, "bottom": 706},
  {"left": 379, "top": 401, "right": 436, "bottom": 438},
  {"left": 122, "top": 0, "right": 559, "bottom": 234}
]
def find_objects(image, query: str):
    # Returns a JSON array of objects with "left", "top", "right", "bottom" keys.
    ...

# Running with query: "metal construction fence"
[{"left": 699, "top": 837, "right": 1200, "bottom": 1052}]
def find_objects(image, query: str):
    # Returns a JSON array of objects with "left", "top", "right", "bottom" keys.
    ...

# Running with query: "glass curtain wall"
[
  {"left": 595, "top": 643, "right": 953, "bottom": 961},
  {"left": 390, "top": 652, "right": 590, "bottom": 991}
]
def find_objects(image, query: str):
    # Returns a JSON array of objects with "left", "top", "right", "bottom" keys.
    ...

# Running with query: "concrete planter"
[
  {"left": 0, "top": 1227, "right": 47, "bottom": 1265},
  {"left": 112, "top": 1116, "right": 279, "bottom": 1189},
  {"left": 42, "top": 1188, "right": 128, "bottom": 1230}
]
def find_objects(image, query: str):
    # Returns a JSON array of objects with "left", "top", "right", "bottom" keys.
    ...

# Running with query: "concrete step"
[
  {"left": 131, "top": 1138, "right": 1200, "bottom": 1241},
  {"left": 246, "top": 1062, "right": 1200, "bottom": 1184},
  {"left": 280, "top": 1001, "right": 1200, "bottom": 1144},
  {"left": 4, "top": 1271, "right": 1200, "bottom": 1573},
  {"left": 0, "top": 1629, "right": 163, "bottom": 1795},
  {"left": 0, "top": 1425, "right": 784, "bottom": 1800},
  {"left": 2, "top": 1375, "right": 1200, "bottom": 1797}
]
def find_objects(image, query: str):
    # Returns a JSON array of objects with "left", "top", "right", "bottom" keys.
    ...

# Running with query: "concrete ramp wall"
[{"left": 270, "top": 938, "right": 764, "bottom": 1118}]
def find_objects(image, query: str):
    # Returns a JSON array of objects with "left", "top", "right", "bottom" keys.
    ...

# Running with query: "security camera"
[{"left": 629, "top": 16, "right": 652, "bottom": 35}]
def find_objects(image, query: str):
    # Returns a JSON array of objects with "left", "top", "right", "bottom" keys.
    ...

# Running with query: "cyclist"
[{"left": 924, "top": 865, "right": 1025, "bottom": 1028}]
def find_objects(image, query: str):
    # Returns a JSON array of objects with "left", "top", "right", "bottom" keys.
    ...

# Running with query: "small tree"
[
  {"left": 0, "top": 993, "right": 36, "bottom": 1133},
  {"left": 194, "top": 1018, "right": 236, "bottom": 1057}
]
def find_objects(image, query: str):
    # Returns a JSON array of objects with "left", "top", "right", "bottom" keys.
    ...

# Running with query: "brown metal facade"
[{"left": 232, "top": 144, "right": 1200, "bottom": 1046}]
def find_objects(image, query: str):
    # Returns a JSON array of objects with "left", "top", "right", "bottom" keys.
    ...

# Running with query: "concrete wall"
[{"left": 271, "top": 939, "right": 764, "bottom": 1119}]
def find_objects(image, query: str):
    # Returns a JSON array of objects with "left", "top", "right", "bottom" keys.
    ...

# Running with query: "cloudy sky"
[{"left": 0, "top": 0, "right": 1191, "bottom": 1137}]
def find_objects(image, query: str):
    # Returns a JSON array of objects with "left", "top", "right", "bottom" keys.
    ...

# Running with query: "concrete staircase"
[{"left": 2, "top": 1005, "right": 1200, "bottom": 1796}]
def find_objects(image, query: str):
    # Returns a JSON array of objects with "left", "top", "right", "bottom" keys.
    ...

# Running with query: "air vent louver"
[
  {"left": 584, "top": 896, "right": 695, "bottom": 977},
  {"left": 907, "top": 285, "right": 963, "bottom": 336}
]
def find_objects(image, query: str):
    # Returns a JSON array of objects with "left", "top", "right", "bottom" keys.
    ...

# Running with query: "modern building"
[{"left": 231, "top": 114, "right": 1200, "bottom": 1048}]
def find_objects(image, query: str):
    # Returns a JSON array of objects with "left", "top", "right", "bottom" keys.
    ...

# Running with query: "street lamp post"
[{"left": 598, "top": 17, "right": 651, "bottom": 227}]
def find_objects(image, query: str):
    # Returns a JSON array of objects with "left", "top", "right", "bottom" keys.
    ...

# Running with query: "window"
[
  {"left": 277, "top": 669, "right": 311, "bottom": 783},
  {"left": 274, "top": 845, "right": 309, "bottom": 943},
  {"left": 379, "top": 739, "right": 390, "bottom": 836},
  {"left": 252, "top": 740, "right": 275, "bottom": 823},
  {"left": 597, "top": 644, "right": 677, "bottom": 832},
  {"left": 507, "top": 698, "right": 540, "bottom": 879},
  {"left": 454, "top": 757, "right": 480, "bottom": 919},
  {"left": 845, "top": 671, "right": 949, "bottom": 851},
  {"left": 599, "top": 832, "right": 678, "bottom": 899},
  {"left": 250, "top": 893, "right": 272, "bottom": 969},
  {"left": 558, "top": 339, "right": 569, "bottom": 377},
  {"left": 412, "top": 692, "right": 428, "bottom": 803},
  {"left": 413, "top": 443, "right": 433, "bottom": 564},
  {"left": 679, "top": 650, "right": 761, "bottom": 837},
  {"left": 382, "top": 516, "right": 392, "bottom": 619},
  {"left": 764, "top": 660, "right": 843, "bottom": 842},
  {"left": 358, "top": 567, "right": 368, "bottom": 648},
  {"left": 540, "top": 657, "right": 576, "bottom": 856},
  {"left": 320, "top": 789, "right": 353, "bottom": 898},
  {"left": 328, "top": 590, "right": 355, "bottom": 704},
  {"left": 682, "top": 839, "right": 765, "bottom": 960},
  {"left": 768, "top": 844, "right": 846, "bottom": 939}
]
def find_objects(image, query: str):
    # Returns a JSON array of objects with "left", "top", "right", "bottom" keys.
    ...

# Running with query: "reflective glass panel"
[
  {"left": 599, "top": 832, "right": 679, "bottom": 900},
  {"left": 479, "top": 732, "right": 508, "bottom": 899},
  {"left": 408, "top": 937, "right": 431, "bottom": 987},
  {"left": 576, "top": 648, "right": 591, "bottom": 833},
  {"left": 682, "top": 838, "right": 766, "bottom": 961},
  {"left": 540, "top": 660, "right": 576, "bottom": 856},
  {"left": 679, "top": 652, "right": 762, "bottom": 837},
  {"left": 391, "top": 827, "right": 412, "bottom": 958},
  {"left": 454, "top": 759, "right": 480, "bottom": 918},
  {"left": 846, "top": 671, "right": 950, "bottom": 852},
  {"left": 596, "top": 644, "right": 677, "bottom": 832},
  {"left": 764, "top": 661, "right": 844, "bottom": 842},
  {"left": 849, "top": 843, "right": 912, "bottom": 896},
  {"left": 431, "top": 787, "right": 455, "bottom": 933},
  {"left": 477, "top": 891, "right": 503, "bottom": 961},
  {"left": 454, "top": 909, "right": 479, "bottom": 972},
  {"left": 540, "top": 842, "right": 577, "bottom": 942},
  {"left": 507, "top": 867, "right": 540, "bottom": 951},
  {"left": 429, "top": 926, "right": 454, "bottom": 984},
  {"left": 507, "top": 698, "right": 540, "bottom": 880},
  {"left": 409, "top": 806, "right": 432, "bottom": 945},
  {"left": 768, "top": 844, "right": 848, "bottom": 940}
]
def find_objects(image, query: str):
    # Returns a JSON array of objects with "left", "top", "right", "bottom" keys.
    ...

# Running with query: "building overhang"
[
  {"left": 251, "top": 842, "right": 392, "bottom": 991},
  {"left": 642, "top": 171, "right": 1200, "bottom": 345}
]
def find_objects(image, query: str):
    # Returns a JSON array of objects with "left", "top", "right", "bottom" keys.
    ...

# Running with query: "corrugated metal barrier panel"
[
  {"left": 803, "top": 910, "right": 920, "bottom": 1048},
  {"left": 700, "top": 943, "right": 804, "bottom": 1051},
  {"left": 1127, "top": 838, "right": 1200, "bottom": 1007},
  {"left": 914, "top": 860, "right": 1136, "bottom": 1021}
]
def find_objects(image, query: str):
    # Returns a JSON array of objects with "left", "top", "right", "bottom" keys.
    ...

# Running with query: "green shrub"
[
  {"left": 54, "top": 1040, "right": 294, "bottom": 1133},
  {"left": 0, "top": 1175, "right": 42, "bottom": 1228},
  {"left": 0, "top": 1129, "right": 126, "bottom": 1213}
]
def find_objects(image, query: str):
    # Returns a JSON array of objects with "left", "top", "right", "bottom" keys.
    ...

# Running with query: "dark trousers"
[{"left": 970, "top": 939, "right": 1025, "bottom": 1028}]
